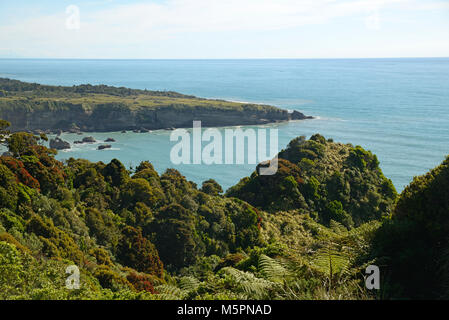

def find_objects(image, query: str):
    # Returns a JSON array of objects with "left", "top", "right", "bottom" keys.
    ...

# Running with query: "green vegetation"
[
  {"left": 227, "top": 134, "right": 397, "bottom": 228},
  {"left": 370, "top": 156, "right": 449, "bottom": 299},
  {"left": 0, "top": 118, "right": 447, "bottom": 300}
]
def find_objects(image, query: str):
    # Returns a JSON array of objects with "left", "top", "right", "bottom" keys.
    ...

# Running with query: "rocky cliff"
[{"left": 0, "top": 78, "right": 312, "bottom": 132}]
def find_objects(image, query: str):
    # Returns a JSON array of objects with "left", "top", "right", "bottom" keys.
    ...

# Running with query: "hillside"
[
  {"left": 0, "top": 79, "right": 311, "bottom": 132},
  {"left": 371, "top": 156, "right": 449, "bottom": 299},
  {"left": 0, "top": 121, "right": 448, "bottom": 300},
  {"left": 227, "top": 134, "right": 397, "bottom": 228},
  {"left": 0, "top": 123, "right": 388, "bottom": 299}
]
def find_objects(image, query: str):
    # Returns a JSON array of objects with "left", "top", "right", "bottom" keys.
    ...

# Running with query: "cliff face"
[
  {"left": 0, "top": 78, "right": 312, "bottom": 132},
  {"left": 0, "top": 103, "right": 309, "bottom": 132}
]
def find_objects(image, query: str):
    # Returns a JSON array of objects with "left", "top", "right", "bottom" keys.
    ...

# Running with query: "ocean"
[{"left": 0, "top": 58, "right": 448, "bottom": 192}]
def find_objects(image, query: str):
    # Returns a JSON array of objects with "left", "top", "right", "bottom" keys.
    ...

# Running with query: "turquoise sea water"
[{"left": 1, "top": 58, "right": 448, "bottom": 191}]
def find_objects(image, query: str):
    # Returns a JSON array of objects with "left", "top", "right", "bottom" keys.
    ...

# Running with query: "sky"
[{"left": 0, "top": 0, "right": 448, "bottom": 59}]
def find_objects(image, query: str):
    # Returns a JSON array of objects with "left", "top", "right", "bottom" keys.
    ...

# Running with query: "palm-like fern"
[
  {"left": 220, "top": 267, "right": 276, "bottom": 299},
  {"left": 312, "top": 243, "right": 351, "bottom": 290},
  {"left": 178, "top": 276, "right": 200, "bottom": 292},
  {"left": 258, "top": 254, "right": 291, "bottom": 283},
  {"left": 154, "top": 284, "right": 188, "bottom": 300}
]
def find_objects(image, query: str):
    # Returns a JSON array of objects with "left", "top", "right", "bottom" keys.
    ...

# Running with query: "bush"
[
  {"left": 0, "top": 164, "right": 19, "bottom": 210},
  {"left": 372, "top": 156, "right": 449, "bottom": 299},
  {"left": 117, "top": 226, "right": 164, "bottom": 277},
  {"left": 150, "top": 204, "right": 204, "bottom": 270},
  {"left": 201, "top": 179, "right": 223, "bottom": 196},
  {"left": 0, "top": 241, "right": 24, "bottom": 298}
]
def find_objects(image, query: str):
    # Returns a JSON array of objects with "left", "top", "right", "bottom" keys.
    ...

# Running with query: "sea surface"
[{"left": 1, "top": 58, "right": 448, "bottom": 192}]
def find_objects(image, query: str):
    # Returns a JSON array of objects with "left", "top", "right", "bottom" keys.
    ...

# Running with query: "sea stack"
[{"left": 49, "top": 138, "right": 71, "bottom": 150}]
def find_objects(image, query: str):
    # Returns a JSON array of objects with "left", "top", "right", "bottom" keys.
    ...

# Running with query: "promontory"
[{"left": 0, "top": 78, "right": 312, "bottom": 133}]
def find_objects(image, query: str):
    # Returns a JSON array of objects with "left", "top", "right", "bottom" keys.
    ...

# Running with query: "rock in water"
[
  {"left": 50, "top": 138, "right": 71, "bottom": 150},
  {"left": 98, "top": 144, "right": 112, "bottom": 150},
  {"left": 105, "top": 138, "right": 116, "bottom": 142},
  {"left": 290, "top": 110, "right": 314, "bottom": 120},
  {"left": 82, "top": 136, "right": 96, "bottom": 143}
]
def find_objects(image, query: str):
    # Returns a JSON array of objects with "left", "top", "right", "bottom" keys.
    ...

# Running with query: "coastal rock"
[
  {"left": 70, "top": 123, "right": 80, "bottom": 131},
  {"left": 82, "top": 136, "right": 96, "bottom": 143},
  {"left": 68, "top": 129, "right": 79, "bottom": 133},
  {"left": 98, "top": 144, "right": 111, "bottom": 150},
  {"left": 290, "top": 110, "right": 307, "bottom": 120},
  {"left": 105, "top": 138, "right": 116, "bottom": 142},
  {"left": 49, "top": 138, "right": 71, "bottom": 150}
]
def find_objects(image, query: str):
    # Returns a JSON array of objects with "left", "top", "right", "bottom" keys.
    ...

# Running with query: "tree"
[
  {"left": 372, "top": 156, "right": 449, "bottom": 299},
  {"left": 102, "top": 159, "right": 129, "bottom": 187},
  {"left": 0, "top": 164, "right": 19, "bottom": 210},
  {"left": 0, "top": 119, "right": 10, "bottom": 145},
  {"left": 121, "top": 178, "right": 161, "bottom": 209},
  {"left": 150, "top": 204, "right": 204, "bottom": 269},
  {"left": 0, "top": 241, "right": 24, "bottom": 298},
  {"left": 7, "top": 132, "right": 38, "bottom": 157},
  {"left": 117, "top": 226, "right": 164, "bottom": 277},
  {"left": 201, "top": 179, "right": 223, "bottom": 196},
  {"left": 322, "top": 200, "right": 353, "bottom": 229}
]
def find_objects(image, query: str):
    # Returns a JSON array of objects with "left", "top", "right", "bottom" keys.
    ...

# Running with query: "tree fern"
[
  {"left": 220, "top": 267, "right": 276, "bottom": 299},
  {"left": 178, "top": 276, "right": 200, "bottom": 292},
  {"left": 312, "top": 244, "right": 351, "bottom": 290},
  {"left": 154, "top": 284, "right": 187, "bottom": 300},
  {"left": 258, "top": 254, "right": 291, "bottom": 282}
]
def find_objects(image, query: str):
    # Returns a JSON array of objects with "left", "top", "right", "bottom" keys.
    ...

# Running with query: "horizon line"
[{"left": 0, "top": 56, "right": 448, "bottom": 61}]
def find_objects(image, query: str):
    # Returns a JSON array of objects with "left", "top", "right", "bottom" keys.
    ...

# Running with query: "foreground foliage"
[{"left": 0, "top": 121, "right": 447, "bottom": 300}]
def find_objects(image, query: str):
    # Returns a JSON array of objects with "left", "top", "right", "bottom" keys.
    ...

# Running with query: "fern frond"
[
  {"left": 221, "top": 267, "right": 276, "bottom": 299},
  {"left": 258, "top": 254, "right": 291, "bottom": 282},
  {"left": 178, "top": 276, "right": 200, "bottom": 293},
  {"left": 312, "top": 246, "right": 351, "bottom": 278},
  {"left": 155, "top": 284, "right": 187, "bottom": 299}
]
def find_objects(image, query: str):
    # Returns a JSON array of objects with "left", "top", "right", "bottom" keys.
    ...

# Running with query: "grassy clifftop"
[{"left": 0, "top": 78, "right": 279, "bottom": 112}]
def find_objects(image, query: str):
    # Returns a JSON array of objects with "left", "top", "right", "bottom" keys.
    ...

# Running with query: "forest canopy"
[{"left": 0, "top": 120, "right": 447, "bottom": 300}]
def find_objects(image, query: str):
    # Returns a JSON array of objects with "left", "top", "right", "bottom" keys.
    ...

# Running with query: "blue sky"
[{"left": 0, "top": 0, "right": 448, "bottom": 59}]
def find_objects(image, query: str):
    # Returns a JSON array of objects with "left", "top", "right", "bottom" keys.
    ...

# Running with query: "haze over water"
[{"left": 1, "top": 58, "right": 448, "bottom": 191}]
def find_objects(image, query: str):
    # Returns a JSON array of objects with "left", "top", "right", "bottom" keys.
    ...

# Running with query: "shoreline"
[{"left": 27, "top": 115, "right": 316, "bottom": 135}]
